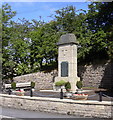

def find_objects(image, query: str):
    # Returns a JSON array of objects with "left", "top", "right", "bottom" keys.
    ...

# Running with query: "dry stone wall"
[{"left": 13, "top": 62, "right": 113, "bottom": 90}]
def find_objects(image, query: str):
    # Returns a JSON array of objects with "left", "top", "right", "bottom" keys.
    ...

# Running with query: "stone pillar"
[{"left": 54, "top": 34, "right": 80, "bottom": 92}]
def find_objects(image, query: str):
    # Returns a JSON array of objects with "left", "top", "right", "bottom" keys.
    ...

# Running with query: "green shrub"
[
  {"left": 65, "top": 82, "right": 71, "bottom": 91},
  {"left": 55, "top": 80, "right": 66, "bottom": 86},
  {"left": 11, "top": 82, "right": 16, "bottom": 89},
  {"left": 31, "top": 81, "right": 35, "bottom": 88},
  {"left": 76, "top": 81, "right": 83, "bottom": 89}
]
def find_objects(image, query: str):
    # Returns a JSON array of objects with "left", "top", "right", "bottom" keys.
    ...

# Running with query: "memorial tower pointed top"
[{"left": 57, "top": 33, "right": 78, "bottom": 46}]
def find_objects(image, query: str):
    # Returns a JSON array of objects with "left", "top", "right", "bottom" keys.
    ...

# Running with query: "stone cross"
[{"left": 54, "top": 33, "right": 80, "bottom": 92}]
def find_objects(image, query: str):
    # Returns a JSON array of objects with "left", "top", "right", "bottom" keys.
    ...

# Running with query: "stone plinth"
[{"left": 54, "top": 34, "right": 80, "bottom": 92}]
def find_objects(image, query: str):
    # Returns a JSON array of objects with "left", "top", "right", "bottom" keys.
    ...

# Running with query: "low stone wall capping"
[{"left": 0, "top": 94, "right": 112, "bottom": 118}]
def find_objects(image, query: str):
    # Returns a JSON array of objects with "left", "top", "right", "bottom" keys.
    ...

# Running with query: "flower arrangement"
[
  {"left": 16, "top": 89, "right": 25, "bottom": 96},
  {"left": 72, "top": 93, "right": 88, "bottom": 100}
]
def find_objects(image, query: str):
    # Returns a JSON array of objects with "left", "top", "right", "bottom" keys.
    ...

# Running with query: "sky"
[{"left": 2, "top": 1, "right": 91, "bottom": 23}]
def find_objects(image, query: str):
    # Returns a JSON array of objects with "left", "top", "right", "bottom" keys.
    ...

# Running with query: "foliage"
[
  {"left": 55, "top": 80, "right": 66, "bottom": 86},
  {"left": 76, "top": 81, "right": 83, "bottom": 89},
  {"left": 2, "top": 2, "right": 113, "bottom": 81},
  {"left": 54, "top": 4, "right": 111, "bottom": 63},
  {"left": 65, "top": 81, "right": 71, "bottom": 91},
  {"left": 29, "top": 20, "right": 59, "bottom": 71},
  {"left": 83, "top": 2, "right": 113, "bottom": 61},
  {"left": 31, "top": 81, "right": 35, "bottom": 88},
  {"left": 2, "top": 3, "right": 17, "bottom": 80},
  {"left": 10, "top": 20, "right": 32, "bottom": 75},
  {"left": 55, "top": 6, "right": 77, "bottom": 33},
  {"left": 11, "top": 82, "right": 16, "bottom": 89}
]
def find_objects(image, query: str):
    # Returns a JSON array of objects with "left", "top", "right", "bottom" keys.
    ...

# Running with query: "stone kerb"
[{"left": 0, "top": 94, "right": 112, "bottom": 119}]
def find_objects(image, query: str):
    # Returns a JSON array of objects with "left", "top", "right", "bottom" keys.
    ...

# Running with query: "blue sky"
[{"left": 2, "top": 2, "right": 90, "bottom": 23}]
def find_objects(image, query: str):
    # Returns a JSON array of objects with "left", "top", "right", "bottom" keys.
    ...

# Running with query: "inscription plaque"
[{"left": 61, "top": 62, "right": 68, "bottom": 77}]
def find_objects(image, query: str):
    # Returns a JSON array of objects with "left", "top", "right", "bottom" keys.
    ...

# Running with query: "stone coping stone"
[
  {"left": 0, "top": 94, "right": 112, "bottom": 106},
  {"left": 40, "top": 89, "right": 94, "bottom": 92},
  {"left": 39, "top": 89, "right": 94, "bottom": 94},
  {"left": 40, "top": 90, "right": 58, "bottom": 92}
]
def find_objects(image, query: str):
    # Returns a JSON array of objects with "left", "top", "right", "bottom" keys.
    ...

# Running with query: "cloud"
[{"left": 42, "top": 5, "right": 57, "bottom": 14}]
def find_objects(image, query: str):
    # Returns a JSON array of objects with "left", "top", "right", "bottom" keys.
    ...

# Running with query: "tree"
[
  {"left": 55, "top": 6, "right": 79, "bottom": 33},
  {"left": 2, "top": 3, "right": 16, "bottom": 81},
  {"left": 8, "top": 19, "right": 32, "bottom": 76},
  {"left": 96, "top": 2, "right": 113, "bottom": 59},
  {"left": 2, "top": 4, "right": 32, "bottom": 80},
  {"left": 54, "top": 3, "right": 113, "bottom": 63},
  {"left": 54, "top": 5, "right": 91, "bottom": 63},
  {"left": 85, "top": 2, "right": 113, "bottom": 61},
  {"left": 29, "top": 20, "right": 60, "bottom": 71}
]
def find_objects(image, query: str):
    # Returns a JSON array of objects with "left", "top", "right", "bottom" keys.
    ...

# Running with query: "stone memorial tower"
[{"left": 54, "top": 33, "right": 80, "bottom": 92}]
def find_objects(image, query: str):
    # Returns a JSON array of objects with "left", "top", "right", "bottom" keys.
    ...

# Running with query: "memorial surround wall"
[
  {"left": 78, "top": 61, "right": 113, "bottom": 89},
  {"left": 13, "top": 61, "right": 113, "bottom": 90}
]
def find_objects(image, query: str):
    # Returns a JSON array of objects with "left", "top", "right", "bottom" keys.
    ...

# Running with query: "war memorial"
[
  {"left": 0, "top": 34, "right": 113, "bottom": 119},
  {"left": 54, "top": 34, "right": 80, "bottom": 92}
]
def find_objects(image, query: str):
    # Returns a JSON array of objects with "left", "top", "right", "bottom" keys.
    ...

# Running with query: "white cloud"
[{"left": 42, "top": 5, "right": 57, "bottom": 14}]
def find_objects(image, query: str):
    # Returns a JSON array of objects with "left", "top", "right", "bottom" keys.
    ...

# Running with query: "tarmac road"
[
  {"left": 0, "top": 107, "right": 109, "bottom": 120},
  {"left": 1, "top": 106, "right": 78, "bottom": 119}
]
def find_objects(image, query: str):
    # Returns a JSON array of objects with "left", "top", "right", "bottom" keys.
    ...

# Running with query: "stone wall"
[
  {"left": 13, "top": 62, "right": 113, "bottom": 90},
  {"left": 14, "top": 70, "right": 58, "bottom": 90},
  {"left": 78, "top": 61, "right": 113, "bottom": 89},
  {"left": 0, "top": 94, "right": 112, "bottom": 118}
]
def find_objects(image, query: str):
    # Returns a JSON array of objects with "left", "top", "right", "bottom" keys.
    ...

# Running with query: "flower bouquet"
[{"left": 72, "top": 93, "right": 88, "bottom": 100}]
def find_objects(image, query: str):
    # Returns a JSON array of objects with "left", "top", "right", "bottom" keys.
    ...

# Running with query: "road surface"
[
  {"left": 0, "top": 106, "right": 77, "bottom": 119},
  {"left": 0, "top": 106, "right": 109, "bottom": 120}
]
